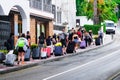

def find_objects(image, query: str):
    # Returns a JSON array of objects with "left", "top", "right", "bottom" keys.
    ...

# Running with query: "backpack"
[
  {"left": 39, "top": 36, "right": 44, "bottom": 44},
  {"left": 18, "top": 38, "right": 25, "bottom": 47}
]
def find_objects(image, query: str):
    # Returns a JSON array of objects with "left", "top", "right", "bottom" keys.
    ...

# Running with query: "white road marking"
[{"left": 42, "top": 49, "right": 120, "bottom": 80}]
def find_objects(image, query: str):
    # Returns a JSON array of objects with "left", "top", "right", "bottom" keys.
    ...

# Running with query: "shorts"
[
  {"left": 61, "top": 39, "right": 67, "bottom": 48},
  {"left": 18, "top": 47, "right": 25, "bottom": 52}
]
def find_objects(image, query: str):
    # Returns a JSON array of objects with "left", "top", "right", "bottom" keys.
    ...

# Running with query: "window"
[
  {"left": 52, "top": 5, "right": 56, "bottom": 20},
  {"left": 57, "top": 11, "right": 61, "bottom": 23},
  {"left": 30, "top": 0, "right": 42, "bottom": 10},
  {"left": 0, "top": 21, "right": 10, "bottom": 49},
  {"left": 43, "top": 0, "right": 51, "bottom": 5}
]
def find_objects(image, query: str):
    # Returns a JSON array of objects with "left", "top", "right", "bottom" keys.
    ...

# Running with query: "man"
[
  {"left": 26, "top": 31, "right": 31, "bottom": 47},
  {"left": 98, "top": 28, "right": 103, "bottom": 44},
  {"left": 60, "top": 28, "right": 67, "bottom": 55}
]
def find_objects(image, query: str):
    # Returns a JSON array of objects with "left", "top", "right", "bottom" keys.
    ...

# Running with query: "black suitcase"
[
  {"left": 24, "top": 49, "right": 31, "bottom": 61},
  {"left": 95, "top": 38, "right": 101, "bottom": 46},
  {"left": 0, "top": 52, "right": 6, "bottom": 63},
  {"left": 66, "top": 41, "right": 75, "bottom": 53}
]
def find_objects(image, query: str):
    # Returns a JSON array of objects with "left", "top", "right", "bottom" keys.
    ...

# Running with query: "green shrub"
[
  {"left": 103, "top": 23, "right": 106, "bottom": 33},
  {"left": 31, "top": 44, "right": 38, "bottom": 50},
  {"left": 0, "top": 50, "right": 8, "bottom": 54},
  {"left": 84, "top": 25, "right": 101, "bottom": 35}
]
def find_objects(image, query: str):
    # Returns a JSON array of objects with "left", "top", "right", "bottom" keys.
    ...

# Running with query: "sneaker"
[{"left": 21, "top": 61, "right": 25, "bottom": 65}]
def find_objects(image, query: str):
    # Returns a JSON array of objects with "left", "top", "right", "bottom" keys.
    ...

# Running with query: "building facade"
[
  {"left": 52, "top": 0, "right": 76, "bottom": 34},
  {"left": 0, "top": 0, "right": 54, "bottom": 49}
]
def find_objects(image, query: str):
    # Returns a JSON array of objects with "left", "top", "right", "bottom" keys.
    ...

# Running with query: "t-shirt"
[
  {"left": 60, "top": 33, "right": 67, "bottom": 40},
  {"left": 39, "top": 36, "right": 45, "bottom": 44}
]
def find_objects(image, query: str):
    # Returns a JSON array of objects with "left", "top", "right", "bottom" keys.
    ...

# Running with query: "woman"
[
  {"left": 15, "top": 33, "right": 28, "bottom": 65},
  {"left": 38, "top": 32, "right": 45, "bottom": 48}
]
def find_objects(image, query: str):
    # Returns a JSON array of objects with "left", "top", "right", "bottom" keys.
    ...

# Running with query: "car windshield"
[{"left": 106, "top": 23, "right": 114, "bottom": 27}]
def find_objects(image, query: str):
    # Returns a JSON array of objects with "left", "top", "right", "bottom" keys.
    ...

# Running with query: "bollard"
[{"left": 111, "top": 33, "right": 113, "bottom": 40}]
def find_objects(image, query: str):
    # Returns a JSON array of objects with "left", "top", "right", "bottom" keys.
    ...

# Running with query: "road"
[{"left": 0, "top": 29, "right": 120, "bottom": 80}]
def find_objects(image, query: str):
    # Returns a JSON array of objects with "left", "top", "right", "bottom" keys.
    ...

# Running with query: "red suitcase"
[{"left": 46, "top": 46, "right": 51, "bottom": 57}]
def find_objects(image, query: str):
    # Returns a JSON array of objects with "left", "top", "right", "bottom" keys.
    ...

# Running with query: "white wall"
[
  {"left": 76, "top": 16, "right": 93, "bottom": 27},
  {"left": 0, "top": 0, "right": 54, "bottom": 35},
  {"left": 0, "top": 0, "right": 30, "bottom": 35},
  {"left": 52, "top": 0, "right": 76, "bottom": 30},
  {"left": 30, "top": 8, "right": 54, "bottom": 19}
]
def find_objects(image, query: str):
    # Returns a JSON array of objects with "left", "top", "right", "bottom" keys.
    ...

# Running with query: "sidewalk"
[{"left": 0, "top": 34, "right": 113, "bottom": 74}]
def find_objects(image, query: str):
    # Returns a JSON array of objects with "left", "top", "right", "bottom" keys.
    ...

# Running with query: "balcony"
[{"left": 29, "top": 0, "right": 52, "bottom": 13}]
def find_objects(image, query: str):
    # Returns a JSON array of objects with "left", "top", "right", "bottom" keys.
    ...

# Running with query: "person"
[
  {"left": 38, "top": 32, "right": 45, "bottom": 49},
  {"left": 98, "top": 28, "right": 103, "bottom": 44},
  {"left": 53, "top": 33, "right": 57, "bottom": 41},
  {"left": 72, "top": 33, "right": 81, "bottom": 51},
  {"left": 26, "top": 31, "right": 31, "bottom": 47},
  {"left": 59, "top": 28, "right": 67, "bottom": 55},
  {"left": 46, "top": 36, "right": 52, "bottom": 46},
  {"left": 83, "top": 30, "right": 91, "bottom": 47},
  {"left": 88, "top": 30, "right": 93, "bottom": 45},
  {"left": 15, "top": 33, "right": 28, "bottom": 65},
  {"left": 77, "top": 28, "right": 82, "bottom": 39},
  {"left": 68, "top": 28, "right": 74, "bottom": 41},
  {"left": 5, "top": 33, "right": 14, "bottom": 51}
]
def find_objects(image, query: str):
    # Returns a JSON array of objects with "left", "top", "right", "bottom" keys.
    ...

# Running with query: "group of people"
[
  {"left": 38, "top": 27, "right": 103, "bottom": 56},
  {"left": 4, "top": 31, "right": 31, "bottom": 65},
  {"left": 4, "top": 27, "right": 103, "bottom": 65}
]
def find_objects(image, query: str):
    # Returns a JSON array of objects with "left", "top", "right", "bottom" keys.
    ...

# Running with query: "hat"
[{"left": 89, "top": 30, "right": 92, "bottom": 32}]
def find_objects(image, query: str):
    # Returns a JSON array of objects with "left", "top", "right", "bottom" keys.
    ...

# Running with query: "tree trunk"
[{"left": 93, "top": 0, "right": 100, "bottom": 25}]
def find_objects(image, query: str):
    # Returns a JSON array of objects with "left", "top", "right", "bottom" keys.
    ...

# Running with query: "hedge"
[
  {"left": 103, "top": 23, "right": 106, "bottom": 33},
  {"left": 84, "top": 25, "right": 101, "bottom": 35}
]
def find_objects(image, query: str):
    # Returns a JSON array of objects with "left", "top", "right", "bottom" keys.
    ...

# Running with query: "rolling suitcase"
[
  {"left": 54, "top": 46, "right": 63, "bottom": 56},
  {"left": 5, "top": 50, "right": 16, "bottom": 66},
  {"left": 46, "top": 46, "right": 51, "bottom": 58},
  {"left": 24, "top": 49, "right": 31, "bottom": 61},
  {"left": 41, "top": 48, "right": 47, "bottom": 59},
  {"left": 32, "top": 47, "right": 40, "bottom": 59},
  {"left": 66, "top": 41, "right": 75, "bottom": 53},
  {"left": 80, "top": 40, "right": 86, "bottom": 49},
  {"left": 0, "top": 52, "right": 6, "bottom": 63},
  {"left": 95, "top": 38, "right": 101, "bottom": 46}
]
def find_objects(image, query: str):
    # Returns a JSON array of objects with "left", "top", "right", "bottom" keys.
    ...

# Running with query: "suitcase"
[
  {"left": 46, "top": 46, "right": 51, "bottom": 58},
  {"left": 32, "top": 47, "right": 40, "bottom": 59},
  {"left": 80, "top": 40, "right": 86, "bottom": 49},
  {"left": 54, "top": 46, "right": 63, "bottom": 56},
  {"left": 0, "top": 52, "right": 6, "bottom": 63},
  {"left": 24, "top": 49, "right": 31, "bottom": 61},
  {"left": 5, "top": 50, "right": 16, "bottom": 66},
  {"left": 50, "top": 45, "right": 54, "bottom": 55},
  {"left": 95, "top": 38, "right": 101, "bottom": 46},
  {"left": 66, "top": 41, "right": 75, "bottom": 53},
  {"left": 41, "top": 48, "right": 47, "bottom": 59}
]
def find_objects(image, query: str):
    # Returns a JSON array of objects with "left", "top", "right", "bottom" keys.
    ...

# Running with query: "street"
[{"left": 0, "top": 29, "right": 120, "bottom": 80}]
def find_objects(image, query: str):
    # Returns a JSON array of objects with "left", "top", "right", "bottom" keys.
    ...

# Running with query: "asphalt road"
[{"left": 1, "top": 29, "right": 120, "bottom": 80}]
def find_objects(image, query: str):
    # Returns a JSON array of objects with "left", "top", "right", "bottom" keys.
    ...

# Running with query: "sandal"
[{"left": 17, "top": 61, "right": 20, "bottom": 65}]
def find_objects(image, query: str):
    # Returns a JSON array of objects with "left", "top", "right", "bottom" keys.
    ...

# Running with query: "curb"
[
  {"left": 108, "top": 72, "right": 120, "bottom": 80},
  {"left": 0, "top": 40, "right": 114, "bottom": 74}
]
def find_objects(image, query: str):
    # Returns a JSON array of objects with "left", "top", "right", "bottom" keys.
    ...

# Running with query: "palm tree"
[
  {"left": 93, "top": 0, "right": 99, "bottom": 24},
  {"left": 76, "top": 0, "right": 118, "bottom": 24}
]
